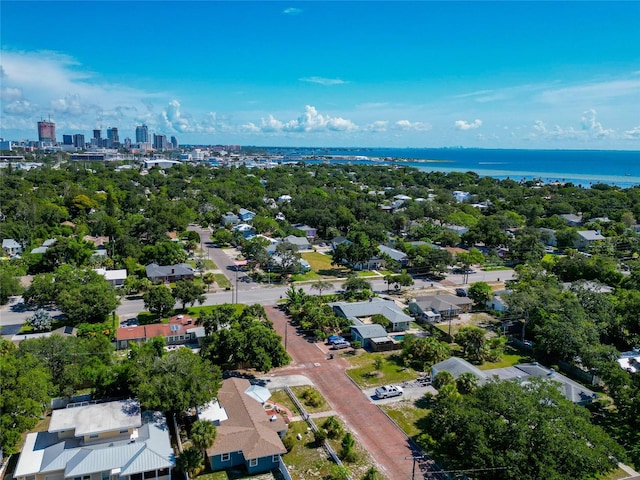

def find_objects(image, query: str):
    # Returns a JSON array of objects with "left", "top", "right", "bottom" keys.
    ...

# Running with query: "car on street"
[
  {"left": 375, "top": 385, "right": 404, "bottom": 399},
  {"left": 328, "top": 335, "right": 345, "bottom": 345}
]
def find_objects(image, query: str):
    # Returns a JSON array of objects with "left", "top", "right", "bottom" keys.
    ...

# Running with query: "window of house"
[
  {"left": 120, "top": 428, "right": 129, "bottom": 434},
  {"left": 144, "top": 471, "right": 156, "bottom": 479},
  {"left": 101, "top": 471, "right": 110, "bottom": 480},
  {"left": 131, "top": 474, "right": 142, "bottom": 480},
  {"left": 89, "top": 433, "right": 99, "bottom": 439},
  {"left": 272, "top": 454, "right": 280, "bottom": 462},
  {"left": 221, "top": 452, "right": 230, "bottom": 461},
  {"left": 249, "top": 458, "right": 258, "bottom": 467}
]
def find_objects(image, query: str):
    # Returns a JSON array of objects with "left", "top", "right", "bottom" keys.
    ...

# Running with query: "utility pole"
[{"left": 405, "top": 454, "right": 428, "bottom": 480}]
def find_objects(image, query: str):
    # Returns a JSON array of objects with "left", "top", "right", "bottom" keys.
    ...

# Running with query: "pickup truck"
[{"left": 375, "top": 385, "right": 404, "bottom": 399}]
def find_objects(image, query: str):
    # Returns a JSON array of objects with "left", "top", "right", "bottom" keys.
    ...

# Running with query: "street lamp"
[{"left": 233, "top": 260, "right": 247, "bottom": 304}]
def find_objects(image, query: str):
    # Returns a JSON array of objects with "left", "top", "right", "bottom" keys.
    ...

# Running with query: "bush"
[
  {"left": 322, "top": 416, "right": 343, "bottom": 439},
  {"left": 313, "top": 428, "right": 327, "bottom": 446},
  {"left": 301, "top": 388, "right": 322, "bottom": 407},
  {"left": 27, "top": 309, "right": 52, "bottom": 332},
  {"left": 282, "top": 434, "right": 295, "bottom": 452},
  {"left": 351, "top": 340, "right": 362, "bottom": 350}
]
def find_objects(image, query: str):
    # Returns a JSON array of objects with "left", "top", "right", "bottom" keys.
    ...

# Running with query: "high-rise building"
[
  {"left": 62, "top": 134, "right": 73, "bottom": 145},
  {"left": 37, "top": 120, "right": 56, "bottom": 145},
  {"left": 73, "top": 134, "right": 85, "bottom": 148},
  {"left": 153, "top": 133, "right": 167, "bottom": 151},
  {"left": 171, "top": 136, "right": 178, "bottom": 149},
  {"left": 93, "top": 129, "right": 102, "bottom": 140},
  {"left": 135, "top": 124, "right": 148, "bottom": 143},
  {"left": 107, "top": 127, "right": 119, "bottom": 143}
]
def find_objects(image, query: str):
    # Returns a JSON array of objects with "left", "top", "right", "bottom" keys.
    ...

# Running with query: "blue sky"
[{"left": 1, "top": 1, "right": 639, "bottom": 148}]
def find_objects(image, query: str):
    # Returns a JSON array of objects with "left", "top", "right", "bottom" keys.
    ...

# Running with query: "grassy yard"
[
  {"left": 185, "top": 304, "right": 245, "bottom": 317},
  {"left": 281, "top": 420, "right": 336, "bottom": 480},
  {"left": 301, "top": 251, "right": 349, "bottom": 277},
  {"left": 290, "top": 271, "right": 321, "bottom": 282},
  {"left": 380, "top": 398, "right": 431, "bottom": 438},
  {"left": 269, "top": 389, "right": 301, "bottom": 416},
  {"left": 213, "top": 273, "right": 232, "bottom": 289},
  {"left": 289, "top": 385, "right": 332, "bottom": 414},
  {"left": 476, "top": 347, "right": 533, "bottom": 370},
  {"left": 345, "top": 351, "right": 420, "bottom": 388}
]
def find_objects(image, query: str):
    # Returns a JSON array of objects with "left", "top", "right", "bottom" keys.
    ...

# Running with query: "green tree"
[
  {"left": 176, "top": 447, "right": 204, "bottom": 476},
  {"left": 212, "top": 228, "right": 234, "bottom": 247},
  {"left": 342, "top": 274, "right": 372, "bottom": 300},
  {"left": 467, "top": 281, "right": 493, "bottom": 308},
  {"left": 362, "top": 467, "right": 383, "bottom": 480},
  {"left": 190, "top": 419, "right": 217, "bottom": 464},
  {"left": 455, "top": 371, "right": 480, "bottom": 394},
  {"left": 133, "top": 348, "right": 222, "bottom": 414},
  {"left": 0, "top": 265, "right": 23, "bottom": 304},
  {"left": 455, "top": 326, "right": 488, "bottom": 362},
  {"left": 311, "top": 280, "right": 334, "bottom": 296},
  {"left": 0, "top": 340, "right": 52, "bottom": 455},
  {"left": 197, "top": 304, "right": 236, "bottom": 335},
  {"left": 402, "top": 335, "right": 450, "bottom": 370},
  {"left": 322, "top": 416, "right": 344, "bottom": 439},
  {"left": 143, "top": 284, "right": 175, "bottom": 316},
  {"left": 340, "top": 432, "right": 358, "bottom": 462},
  {"left": 172, "top": 280, "right": 205, "bottom": 309},
  {"left": 202, "top": 272, "right": 215, "bottom": 292},
  {"left": 432, "top": 370, "right": 455, "bottom": 390},
  {"left": 422, "top": 378, "right": 624, "bottom": 480}
]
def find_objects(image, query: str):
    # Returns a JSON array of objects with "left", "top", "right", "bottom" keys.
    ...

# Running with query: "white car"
[{"left": 375, "top": 385, "right": 404, "bottom": 399}]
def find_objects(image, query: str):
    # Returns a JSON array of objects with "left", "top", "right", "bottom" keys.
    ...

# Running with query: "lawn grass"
[
  {"left": 301, "top": 251, "right": 350, "bottom": 278},
  {"left": 482, "top": 266, "right": 512, "bottom": 271},
  {"left": 290, "top": 271, "right": 321, "bottom": 282},
  {"left": 357, "top": 271, "right": 380, "bottom": 277},
  {"left": 345, "top": 351, "right": 419, "bottom": 388},
  {"left": 290, "top": 385, "right": 332, "bottom": 414},
  {"left": 380, "top": 398, "right": 431, "bottom": 438},
  {"left": 212, "top": 273, "right": 232, "bottom": 289},
  {"left": 476, "top": 347, "right": 533, "bottom": 370},
  {"left": 185, "top": 304, "right": 245, "bottom": 317},
  {"left": 269, "top": 389, "right": 301, "bottom": 416},
  {"left": 281, "top": 421, "right": 335, "bottom": 480},
  {"left": 597, "top": 467, "right": 632, "bottom": 480}
]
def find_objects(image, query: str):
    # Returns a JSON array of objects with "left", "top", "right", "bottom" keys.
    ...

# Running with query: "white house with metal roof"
[{"left": 14, "top": 399, "right": 175, "bottom": 480}]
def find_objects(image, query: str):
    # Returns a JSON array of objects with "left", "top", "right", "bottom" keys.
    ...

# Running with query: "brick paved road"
[{"left": 265, "top": 305, "right": 440, "bottom": 480}]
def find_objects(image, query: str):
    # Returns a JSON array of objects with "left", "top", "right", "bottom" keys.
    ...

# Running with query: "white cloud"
[
  {"left": 624, "top": 126, "right": 640, "bottom": 139},
  {"left": 395, "top": 119, "right": 431, "bottom": 131},
  {"left": 243, "top": 105, "right": 357, "bottom": 134},
  {"left": 160, "top": 99, "right": 192, "bottom": 133},
  {"left": 299, "top": 76, "right": 347, "bottom": 86},
  {"left": 1, "top": 86, "right": 22, "bottom": 102},
  {"left": 538, "top": 79, "right": 640, "bottom": 104},
  {"left": 283, "top": 7, "right": 302, "bottom": 15},
  {"left": 365, "top": 121, "right": 388, "bottom": 132},
  {"left": 454, "top": 119, "right": 482, "bottom": 130},
  {"left": 581, "top": 109, "right": 614, "bottom": 138}
]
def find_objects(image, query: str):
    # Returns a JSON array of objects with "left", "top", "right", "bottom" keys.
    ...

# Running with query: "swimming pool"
[{"left": 393, "top": 335, "right": 405, "bottom": 341}]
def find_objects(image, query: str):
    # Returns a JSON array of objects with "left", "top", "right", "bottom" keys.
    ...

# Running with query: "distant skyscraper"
[
  {"left": 37, "top": 120, "right": 56, "bottom": 145},
  {"left": 153, "top": 133, "right": 167, "bottom": 151},
  {"left": 62, "top": 134, "right": 73, "bottom": 145},
  {"left": 107, "top": 127, "right": 119, "bottom": 143},
  {"left": 93, "top": 129, "right": 101, "bottom": 140},
  {"left": 73, "top": 134, "right": 85, "bottom": 148},
  {"left": 135, "top": 124, "right": 148, "bottom": 143},
  {"left": 124, "top": 137, "right": 132, "bottom": 149},
  {"left": 171, "top": 136, "right": 178, "bottom": 149}
]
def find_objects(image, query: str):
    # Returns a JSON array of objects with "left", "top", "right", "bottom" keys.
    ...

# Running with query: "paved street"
[{"left": 264, "top": 305, "right": 445, "bottom": 480}]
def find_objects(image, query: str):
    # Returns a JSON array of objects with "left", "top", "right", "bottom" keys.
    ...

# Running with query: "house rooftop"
[{"left": 48, "top": 399, "right": 142, "bottom": 436}]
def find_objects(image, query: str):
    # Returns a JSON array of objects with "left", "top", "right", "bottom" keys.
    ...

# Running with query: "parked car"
[
  {"left": 375, "top": 385, "right": 404, "bottom": 399},
  {"left": 332, "top": 341, "right": 351, "bottom": 350},
  {"left": 328, "top": 335, "right": 345, "bottom": 345},
  {"left": 455, "top": 288, "right": 467, "bottom": 297}
]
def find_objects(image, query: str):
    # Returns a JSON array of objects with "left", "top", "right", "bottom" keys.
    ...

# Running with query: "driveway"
[{"left": 264, "top": 305, "right": 443, "bottom": 479}]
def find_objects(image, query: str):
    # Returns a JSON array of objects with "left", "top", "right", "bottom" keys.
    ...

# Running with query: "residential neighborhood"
[{"left": 1, "top": 150, "right": 640, "bottom": 480}]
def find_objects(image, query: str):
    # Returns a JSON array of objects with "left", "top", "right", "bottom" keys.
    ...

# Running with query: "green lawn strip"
[
  {"left": 345, "top": 352, "right": 419, "bottom": 388},
  {"left": 380, "top": 399, "right": 431, "bottom": 438},
  {"left": 137, "top": 311, "right": 161, "bottom": 324},
  {"left": 212, "top": 273, "right": 232, "bottom": 289},
  {"left": 324, "top": 417, "right": 389, "bottom": 480},
  {"left": 269, "top": 389, "right": 301, "bottom": 416},
  {"left": 186, "top": 304, "right": 245, "bottom": 317},
  {"left": 194, "top": 472, "right": 229, "bottom": 480},
  {"left": 476, "top": 348, "right": 533, "bottom": 370},
  {"left": 597, "top": 467, "right": 632, "bottom": 480},
  {"left": 281, "top": 421, "right": 335, "bottom": 480},
  {"left": 290, "top": 271, "right": 321, "bottom": 282},
  {"left": 289, "top": 385, "right": 332, "bottom": 414},
  {"left": 202, "top": 259, "right": 217, "bottom": 270},
  {"left": 357, "top": 271, "right": 380, "bottom": 277},
  {"left": 482, "top": 266, "right": 512, "bottom": 271},
  {"left": 301, "top": 252, "right": 335, "bottom": 271}
]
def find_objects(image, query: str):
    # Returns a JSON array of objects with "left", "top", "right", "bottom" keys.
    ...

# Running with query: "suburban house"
[
  {"left": 539, "top": 228, "right": 557, "bottom": 246},
  {"left": 116, "top": 314, "right": 203, "bottom": 350},
  {"left": 31, "top": 238, "right": 57, "bottom": 255},
  {"left": 94, "top": 268, "right": 127, "bottom": 287},
  {"left": 283, "top": 235, "right": 312, "bottom": 251},
  {"left": 350, "top": 324, "right": 395, "bottom": 351},
  {"left": 486, "top": 290, "right": 509, "bottom": 312},
  {"left": 444, "top": 224, "right": 469, "bottom": 236},
  {"left": 221, "top": 212, "right": 240, "bottom": 226},
  {"left": 330, "top": 298, "right": 412, "bottom": 332},
  {"left": 377, "top": 245, "right": 410, "bottom": 268},
  {"left": 559, "top": 213, "right": 583, "bottom": 226},
  {"left": 238, "top": 208, "right": 256, "bottom": 222},
  {"left": 452, "top": 191, "right": 471, "bottom": 203},
  {"left": 10, "top": 326, "right": 76, "bottom": 344},
  {"left": 292, "top": 223, "right": 317, "bottom": 239},
  {"left": 409, "top": 294, "right": 472, "bottom": 321},
  {"left": 432, "top": 357, "right": 598, "bottom": 405},
  {"left": 2, "top": 238, "right": 22, "bottom": 256},
  {"left": 207, "top": 378, "right": 287, "bottom": 475},
  {"left": 14, "top": 399, "right": 175, "bottom": 480},
  {"left": 575, "top": 230, "right": 606, "bottom": 249},
  {"left": 277, "top": 194, "right": 292, "bottom": 203},
  {"left": 145, "top": 263, "right": 195, "bottom": 283},
  {"left": 233, "top": 223, "right": 256, "bottom": 240}
]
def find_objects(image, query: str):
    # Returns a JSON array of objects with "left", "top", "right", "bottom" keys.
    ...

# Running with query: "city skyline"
[{"left": 1, "top": 1, "right": 639, "bottom": 149}]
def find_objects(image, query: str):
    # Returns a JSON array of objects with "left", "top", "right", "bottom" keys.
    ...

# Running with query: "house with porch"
[
  {"left": 116, "top": 314, "right": 201, "bottom": 350},
  {"left": 2, "top": 238, "right": 22, "bottom": 256},
  {"left": 94, "top": 268, "right": 127, "bottom": 287},
  {"left": 207, "top": 378, "right": 287, "bottom": 475},
  {"left": 14, "top": 399, "right": 174, "bottom": 480},
  {"left": 575, "top": 230, "right": 606, "bottom": 250},
  {"left": 238, "top": 208, "right": 256, "bottom": 222}
]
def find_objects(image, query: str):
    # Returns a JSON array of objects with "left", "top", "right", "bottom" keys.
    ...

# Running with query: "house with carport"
[
  {"left": 207, "top": 378, "right": 287, "bottom": 475},
  {"left": 330, "top": 298, "right": 412, "bottom": 332},
  {"left": 409, "top": 294, "right": 472, "bottom": 321}
]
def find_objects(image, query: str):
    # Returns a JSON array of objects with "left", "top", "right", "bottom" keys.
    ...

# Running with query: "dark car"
[{"left": 455, "top": 288, "right": 467, "bottom": 297}]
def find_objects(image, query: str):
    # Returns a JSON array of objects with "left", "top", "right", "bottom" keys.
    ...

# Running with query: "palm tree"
[
  {"left": 190, "top": 419, "right": 217, "bottom": 466},
  {"left": 203, "top": 272, "right": 215, "bottom": 292},
  {"left": 311, "top": 280, "right": 333, "bottom": 297},
  {"left": 177, "top": 447, "right": 204, "bottom": 476}
]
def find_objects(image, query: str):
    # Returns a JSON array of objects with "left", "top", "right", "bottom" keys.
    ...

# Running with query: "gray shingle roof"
[
  {"left": 330, "top": 299, "right": 411, "bottom": 326},
  {"left": 431, "top": 357, "right": 488, "bottom": 381},
  {"left": 350, "top": 324, "right": 389, "bottom": 339},
  {"left": 145, "top": 262, "right": 194, "bottom": 278}
]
